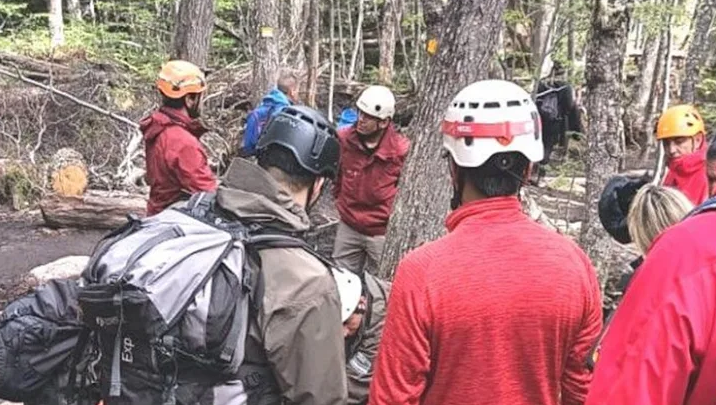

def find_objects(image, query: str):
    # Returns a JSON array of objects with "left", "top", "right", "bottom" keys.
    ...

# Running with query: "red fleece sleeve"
[
  {"left": 585, "top": 237, "right": 712, "bottom": 405},
  {"left": 174, "top": 142, "right": 217, "bottom": 193},
  {"left": 561, "top": 256, "right": 603, "bottom": 405},
  {"left": 368, "top": 252, "right": 431, "bottom": 405}
]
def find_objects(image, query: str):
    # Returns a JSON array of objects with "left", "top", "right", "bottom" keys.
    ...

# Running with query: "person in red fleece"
[
  {"left": 657, "top": 104, "right": 709, "bottom": 205},
  {"left": 333, "top": 85, "right": 410, "bottom": 274},
  {"left": 140, "top": 60, "right": 217, "bottom": 216},
  {"left": 585, "top": 194, "right": 716, "bottom": 405},
  {"left": 368, "top": 80, "right": 603, "bottom": 405}
]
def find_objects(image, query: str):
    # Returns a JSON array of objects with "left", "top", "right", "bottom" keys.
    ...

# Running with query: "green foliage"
[
  {"left": 633, "top": 1, "right": 686, "bottom": 37},
  {"left": 0, "top": 165, "right": 42, "bottom": 210}
]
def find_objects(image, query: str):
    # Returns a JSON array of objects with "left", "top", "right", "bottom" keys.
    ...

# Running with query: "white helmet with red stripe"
[{"left": 442, "top": 80, "right": 543, "bottom": 167}]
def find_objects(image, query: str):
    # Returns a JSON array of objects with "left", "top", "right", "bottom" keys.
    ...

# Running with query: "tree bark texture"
[
  {"left": 626, "top": 32, "right": 659, "bottom": 149},
  {"left": 421, "top": 0, "right": 443, "bottom": 45},
  {"left": 531, "top": 0, "right": 559, "bottom": 78},
  {"left": 378, "top": 0, "right": 401, "bottom": 84},
  {"left": 377, "top": 0, "right": 509, "bottom": 280},
  {"left": 172, "top": 0, "right": 215, "bottom": 69},
  {"left": 40, "top": 190, "right": 147, "bottom": 230},
  {"left": 251, "top": 0, "right": 280, "bottom": 104},
  {"left": 681, "top": 0, "right": 716, "bottom": 103},
  {"left": 579, "top": 0, "right": 632, "bottom": 284},
  {"left": 306, "top": 0, "right": 320, "bottom": 107},
  {"left": 48, "top": 0, "right": 65, "bottom": 49},
  {"left": 282, "top": 0, "right": 307, "bottom": 70}
]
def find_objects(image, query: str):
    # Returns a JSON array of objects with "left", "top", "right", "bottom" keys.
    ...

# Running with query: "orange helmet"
[
  {"left": 156, "top": 60, "right": 206, "bottom": 99},
  {"left": 656, "top": 104, "right": 706, "bottom": 140}
]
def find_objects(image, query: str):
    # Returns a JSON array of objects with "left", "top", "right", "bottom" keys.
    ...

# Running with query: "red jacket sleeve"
[
  {"left": 585, "top": 234, "right": 713, "bottom": 405},
  {"left": 561, "top": 256, "right": 603, "bottom": 405},
  {"left": 173, "top": 141, "right": 217, "bottom": 194},
  {"left": 368, "top": 253, "right": 431, "bottom": 405}
]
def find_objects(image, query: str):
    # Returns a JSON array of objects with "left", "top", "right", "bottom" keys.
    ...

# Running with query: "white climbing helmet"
[
  {"left": 330, "top": 267, "right": 363, "bottom": 322},
  {"left": 441, "top": 80, "right": 544, "bottom": 168},
  {"left": 356, "top": 85, "right": 396, "bottom": 120}
]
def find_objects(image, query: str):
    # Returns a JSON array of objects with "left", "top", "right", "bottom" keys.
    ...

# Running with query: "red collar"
[
  {"left": 345, "top": 123, "right": 404, "bottom": 160},
  {"left": 157, "top": 106, "right": 209, "bottom": 137},
  {"left": 445, "top": 196, "right": 525, "bottom": 232},
  {"left": 667, "top": 145, "right": 706, "bottom": 176}
]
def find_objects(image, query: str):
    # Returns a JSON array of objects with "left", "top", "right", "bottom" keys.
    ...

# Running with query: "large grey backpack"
[{"left": 76, "top": 192, "right": 318, "bottom": 405}]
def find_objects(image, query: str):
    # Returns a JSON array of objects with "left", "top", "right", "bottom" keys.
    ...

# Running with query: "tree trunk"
[
  {"left": 337, "top": 0, "right": 347, "bottom": 78},
  {"left": 40, "top": 190, "right": 147, "bottom": 230},
  {"left": 377, "top": 0, "right": 509, "bottom": 280},
  {"left": 531, "top": 0, "right": 559, "bottom": 78},
  {"left": 306, "top": 0, "right": 320, "bottom": 107},
  {"left": 251, "top": 0, "right": 280, "bottom": 104},
  {"left": 627, "top": 31, "right": 659, "bottom": 150},
  {"left": 67, "top": 0, "right": 82, "bottom": 20},
  {"left": 567, "top": 0, "right": 575, "bottom": 72},
  {"left": 329, "top": 0, "right": 336, "bottom": 120},
  {"left": 48, "top": 0, "right": 65, "bottom": 49},
  {"left": 681, "top": 0, "right": 716, "bottom": 103},
  {"left": 421, "top": 0, "right": 444, "bottom": 62},
  {"left": 283, "top": 0, "right": 307, "bottom": 70},
  {"left": 88, "top": 0, "right": 96, "bottom": 22},
  {"left": 172, "top": 0, "right": 215, "bottom": 69},
  {"left": 378, "top": 0, "right": 401, "bottom": 84},
  {"left": 348, "top": 0, "right": 365, "bottom": 81},
  {"left": 579, "top": 0, "right": 632, "bottom": 284}
]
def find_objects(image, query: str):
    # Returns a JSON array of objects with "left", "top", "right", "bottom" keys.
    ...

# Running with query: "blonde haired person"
[{"left": 627, "top": 184, "right": 694, "bottom": 254}]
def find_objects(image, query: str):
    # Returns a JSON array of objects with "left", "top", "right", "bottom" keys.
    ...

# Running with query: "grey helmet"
[{"left": 256, "top": 105, "right": 340, "bottom": 179}]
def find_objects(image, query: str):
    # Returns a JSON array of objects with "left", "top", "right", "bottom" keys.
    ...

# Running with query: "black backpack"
[
  {"left": 0, "top": 278, "right": 97, "bottom": 404},
  {"left": 536, "top": 86, "right": 566, "bottom": 123}
]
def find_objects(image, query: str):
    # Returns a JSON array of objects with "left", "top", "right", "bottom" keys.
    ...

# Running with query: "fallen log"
[{"left": 39, "top": 189, "right": 146, "bottom": 230}]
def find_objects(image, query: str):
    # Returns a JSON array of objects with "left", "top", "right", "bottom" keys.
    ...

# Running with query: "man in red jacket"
[
  {"left": 140, "top": 60, "right": 217, "bottom": 215},
  {"left": 368, "top": 80, "right": 603, "bottom": 405},
  {"left": 586, "top": 196, "right": 716, "bottom": 405},
  {"left": 333, "top": 85, "right": 410, "bottom": 273},
  {"left": 657, "top": 104, "right": 709, "bottom": 205}
]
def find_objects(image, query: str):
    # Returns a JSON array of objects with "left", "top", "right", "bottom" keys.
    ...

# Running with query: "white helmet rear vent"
[
  {"left": 469, "top": 102, "right": 479, "bottom": 109},
  {"left": 507, "top": 100, "right": 522, "bottom": 107},
  {"left": 484, "top": 102, "right": 500, "bottom": 108}
]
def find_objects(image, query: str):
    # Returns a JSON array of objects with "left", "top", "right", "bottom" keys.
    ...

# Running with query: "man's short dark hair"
[
  {"left": 707, "top": 137, "right": 716, "bottom": 162},
  {"left": 258, "top": 144, "right": 316, "bottom": 192},
  {"left": 463, "top": 152, "right": 530, "bottom": 197}
]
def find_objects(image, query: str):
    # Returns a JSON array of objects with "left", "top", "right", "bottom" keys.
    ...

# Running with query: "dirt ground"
[{"left": 0, "top": 208, "right": 106, "bottom": 282}]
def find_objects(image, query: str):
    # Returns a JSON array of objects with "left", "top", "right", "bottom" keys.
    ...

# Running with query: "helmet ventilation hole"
[
  {"left": 469, "top": 102, "right": 479, "bottom": 109},
  {"left": 484, "top": 102, "right": 500, "bottom": 108},
  {"left": 464, "top": 137, "right": 474, "bottom": 146}
]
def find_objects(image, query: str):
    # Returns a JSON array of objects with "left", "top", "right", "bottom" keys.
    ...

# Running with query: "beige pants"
[{"left": 332, "top": 221, "right": 386, "bottom": 274}]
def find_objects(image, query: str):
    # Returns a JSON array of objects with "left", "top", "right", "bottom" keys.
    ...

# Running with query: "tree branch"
[{"left": 0, "top": 66, "right": 139, "bottom": 129}]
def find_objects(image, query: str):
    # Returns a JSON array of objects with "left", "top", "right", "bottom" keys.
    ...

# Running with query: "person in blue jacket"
[{"left": 242, "top": 71, "right": 300, "bottom": 156}]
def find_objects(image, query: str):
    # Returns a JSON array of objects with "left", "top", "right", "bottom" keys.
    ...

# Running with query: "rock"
[{"left": 29, "top": 255, "right": 89, "bottom": 283}]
